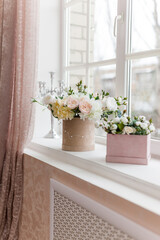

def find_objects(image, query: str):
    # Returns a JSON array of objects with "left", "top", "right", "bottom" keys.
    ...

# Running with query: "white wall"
[{"left": 34, "top": 0, "right": 61, "bottom": 138}]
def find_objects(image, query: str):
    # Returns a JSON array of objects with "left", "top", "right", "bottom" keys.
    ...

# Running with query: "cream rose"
[
  {"left": 67, "top": 96, "right": 79, "bottom": 109},
  {"left": 123, "top": 126, "right": 136, "bottom": 135},
  {"left": 79, "top": 100, "right": 92, "bottom": 114}
]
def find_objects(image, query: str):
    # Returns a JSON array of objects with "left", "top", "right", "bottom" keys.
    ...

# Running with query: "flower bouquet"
[
  {"left": 33, "top": 81, "right": 102, "bottom": 151},
  {"left": 100, "top": 93, "right": 155, "bottom": 165}
]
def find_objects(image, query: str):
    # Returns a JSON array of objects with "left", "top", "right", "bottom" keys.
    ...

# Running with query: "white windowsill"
[{"left": 24, "top": 137, "right": 160, "bottom": 216}]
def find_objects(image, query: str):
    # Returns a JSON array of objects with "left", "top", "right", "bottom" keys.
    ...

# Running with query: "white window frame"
[{"left": 61, "top": 0, "right": 160, "bottom": 156}]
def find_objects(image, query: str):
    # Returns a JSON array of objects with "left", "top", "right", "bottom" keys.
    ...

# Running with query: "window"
[
  {"left": 63, "top": 0, "right": 160, "bottom": 139},
  {"left": 63, "top": 0, "right": 118, "bottom": 95},
  {"left": 127, "top": 0, "right": 160, "bottom": 140}
]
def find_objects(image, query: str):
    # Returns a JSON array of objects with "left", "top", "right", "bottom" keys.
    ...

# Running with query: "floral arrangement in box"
[
  {"left": 100, "top": 91, "right": 155, "bottom": 135},
  {"left": 33, "top": 80, "right": 102, "bottom": 122},
  {"left": 100, "top": 92, "right": 155, "bottom": 164},
  {"left": 102, "top": 114, "right": 155, "bottom": 135}
]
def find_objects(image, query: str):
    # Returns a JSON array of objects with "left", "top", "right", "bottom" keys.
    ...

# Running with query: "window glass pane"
[
  {"left": 131, "top": 57, "right": 160, "bottom": 138},
  {"left": 66, "top": 1, "right": 87, "bottom": 66},
  {"left": 68, "top": 69, "right": 86, "bottom": 87},
  {"left": 90, "top": 0, "right": 117, "bottom": 62},
  {"left": 132, "top": 0, "right": 160, "bottom": 53},
  {"left": 89, "top": 65, "right": 116, "bottom": 95}
]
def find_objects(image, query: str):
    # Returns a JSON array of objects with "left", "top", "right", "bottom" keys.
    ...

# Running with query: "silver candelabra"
[{"left": 38, "top": 72, "right": 65, "bottom": 138}]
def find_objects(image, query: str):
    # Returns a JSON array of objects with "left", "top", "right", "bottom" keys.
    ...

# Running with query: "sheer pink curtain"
[{"left": 0, "top": 0, "right": 39, "bottom": 239}]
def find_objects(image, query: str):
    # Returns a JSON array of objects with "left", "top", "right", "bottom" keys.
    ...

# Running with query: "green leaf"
[
  {"left": 95, "top": 96, "right": 100, "bottom": 100},
  {"left": 31, "top": 98, "right": 37, "bottom": 103},
  {"left": 118, "top": 122, "right": 124, "bottom": 131},
  {"left": 89, "top": 94, "right": 93, "bottom": 99}
]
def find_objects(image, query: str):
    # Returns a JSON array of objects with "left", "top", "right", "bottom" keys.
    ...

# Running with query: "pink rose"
[
  {"left": 79, "top": 100, "right": 92, "bottom": 114},
  {"left": 67, "top": 96, "right": 79, "bottom": 109}
]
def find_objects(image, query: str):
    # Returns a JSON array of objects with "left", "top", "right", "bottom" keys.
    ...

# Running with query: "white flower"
[
  {"left": 139, "top": 116, "right": 146, "bottom": 121},
  {"left": 42, "top": 94, "right": 54, "bottom": 105},
  {"left": 104, "top": 122, "right": 109, "bottom": 129},
  {"left": 121, "top": 116, "right": 128, "bottom": 125},
  {"left": 103, "top": 97, "right": 117, "bottom": 111},
  {"left": 118, "top": 96, "right": 123, "bottom": 104},
  {"left": 113, "top": 117, "right": 120, "bottom": 123},
  {"left": 146, "top": 129, "right": 150, "bottom": 135},
  {"left": 111, "top": 130, "right": 116, "bottom": 134},
  {"left": 123, "top": 126, "right": 136, "bottom": 135},
  {"left": 89, "top": 100, "right": 102, "bottom": 121},
  {"left": 149, "top": 124, "right": 155, "bottom": 132},
  {"left": 118, "top": 105, "right": 127, "bottom": 112},
  {"left": 135, "top": 121, "right": 141, "bottom": 126},
  {"left": 110, "top": 124, "right": 117, "bottom": 130},
  {"left": 140, "top": 122, "right": 148, "bottom": 130}
]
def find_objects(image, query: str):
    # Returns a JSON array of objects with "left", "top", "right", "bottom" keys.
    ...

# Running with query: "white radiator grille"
[{"left": 53, "top": 191, "right": 134, "bottom": 240}]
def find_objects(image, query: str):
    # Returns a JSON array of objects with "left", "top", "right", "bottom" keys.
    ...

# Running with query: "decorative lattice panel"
[{"left": 53, "top": 191, "right": 135, "bottom": 240}]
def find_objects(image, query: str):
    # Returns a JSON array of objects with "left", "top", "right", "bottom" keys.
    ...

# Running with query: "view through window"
[{"left": 64, "top": 0, "right": 160, "bottom": 139}]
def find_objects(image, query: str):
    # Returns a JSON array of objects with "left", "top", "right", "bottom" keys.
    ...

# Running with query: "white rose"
[
  {"left": 149, "top": 124, "right": 155, "bottom": 132},
  {"left": 123, "top": 126, "right": 136, "bottom": 135},
  {"left": 91, "top": 100, "right": 102, "bottom": 112},
  {"left": 140, "top": 122, "right": 148, "bottom": 129},
  {"left": 42, "top": 94, "right": 54, "bottom": 105},
  {"left": 103, "top": 97, "right": 117, "bottom": 111},
  {"left": 113, "top": 117, "right": 120, "bottom": 123},
  {"left": 121, "top": 116, "right": 128, "bottom": 125}
]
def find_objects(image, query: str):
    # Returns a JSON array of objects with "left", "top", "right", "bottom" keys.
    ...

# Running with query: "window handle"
[{"left": 113, "top": 12, "right": 124, "bottom": 37}]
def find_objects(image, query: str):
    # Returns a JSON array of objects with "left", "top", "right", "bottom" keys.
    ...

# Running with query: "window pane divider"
[
  {"left": 64, "top": 59, "right": 117, "bottom": 71},
  {"left": 86, "top": 0, "right": 91, "bottom": 86},
  {"left": 115, "top": 0, "right": 127, "bottom": 97},
  {"left": 126, "top": 49, "right": 160, "bottom": 60}
]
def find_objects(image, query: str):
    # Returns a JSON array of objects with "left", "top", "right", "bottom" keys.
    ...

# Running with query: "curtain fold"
[{"left": 0, "top": 0, "right": 39, "bottom": 239}]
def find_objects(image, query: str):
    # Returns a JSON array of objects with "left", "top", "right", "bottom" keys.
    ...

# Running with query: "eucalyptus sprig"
[
  {"left": 76, "top": 80, "right": 88, "bottom": 95},
  {"left": 68, "top": 87, "right": 74, "bottom": 95},
  {"left": 101, "top": 90, "right": 109, "bottom": 99}
]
